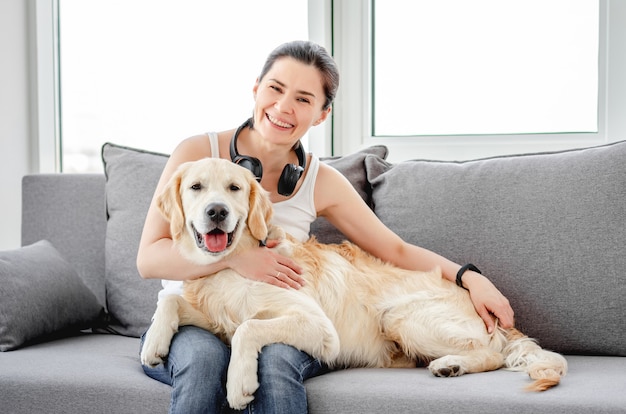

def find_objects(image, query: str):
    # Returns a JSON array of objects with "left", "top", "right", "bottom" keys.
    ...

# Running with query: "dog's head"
[{"left": 157, "top": 158, "right": 273, "bottom": 264}]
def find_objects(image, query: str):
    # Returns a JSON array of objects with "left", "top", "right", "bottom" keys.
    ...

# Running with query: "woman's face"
[{"left": 253, "top": 57, "right": 330, "bottom": 146}]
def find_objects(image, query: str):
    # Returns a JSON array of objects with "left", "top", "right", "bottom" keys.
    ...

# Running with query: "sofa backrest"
[
  {"left": 366, "top": 140, "right": 626, "bottom": 356},
  {"left": 22, "top": 174, "right": 107, "bottom": 307},
  {"left": 21, "top": 140, "right": 626, "bottom": 357}
]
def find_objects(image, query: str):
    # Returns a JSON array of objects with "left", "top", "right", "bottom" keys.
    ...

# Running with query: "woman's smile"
[{"left": 266, "top": 113, "right": 294, "bottom": 130}]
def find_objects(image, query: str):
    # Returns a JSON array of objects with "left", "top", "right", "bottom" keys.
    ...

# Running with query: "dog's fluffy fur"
[{"left": 140, "top": 158, "right": 567, "bottom": 409}]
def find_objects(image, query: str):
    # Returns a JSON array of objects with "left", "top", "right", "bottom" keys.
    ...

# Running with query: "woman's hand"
[
  {"left": 225, "top": 239, "right": 305, "bottom": 289},
  {"left": 464, "top": 271, "right": 514, "bottom": 333}
]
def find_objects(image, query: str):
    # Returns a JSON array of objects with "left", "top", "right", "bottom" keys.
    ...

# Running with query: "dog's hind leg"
[
  {"left": 379, "top": 293, "right": 504, "bottom": 375},
  {"left": 428, "top": 349, "right": 504, "bottom": 377},
  {"left": 140, "top": 294, "right": 213, "bottom": 367},
  {"left": 503, "top": 328, "right": 568, "bottom": 391},
  {"left": 226, "top": 308, "right": 340, "bottom": 410}
]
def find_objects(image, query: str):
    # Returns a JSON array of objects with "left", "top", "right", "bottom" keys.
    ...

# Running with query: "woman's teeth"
[{"left": 267, "top": 114, "right": 293, "bottom": 128}]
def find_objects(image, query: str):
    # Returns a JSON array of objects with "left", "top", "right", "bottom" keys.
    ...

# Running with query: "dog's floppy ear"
[
  {"left": 247, "top": 176, "right": 273, "bottom": 242},
  {"left": 156, "top": 164, "right": 189, "bottom": 241}
]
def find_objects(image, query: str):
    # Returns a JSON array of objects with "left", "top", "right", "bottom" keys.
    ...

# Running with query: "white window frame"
[
  {"left": 306, "top": 0, "right": 334, "bottom": 157},
  {"left": 30, "top": 0, "right": 61, "bottom": 173},
  {"left": 333, "top": 0, "right": 626, "bottom": 162}
]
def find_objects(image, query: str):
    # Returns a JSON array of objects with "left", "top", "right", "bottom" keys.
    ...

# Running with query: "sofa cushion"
[
  {"left": 366, "top": 140, "right": 626, "bottom": 356},
  {"left": 101, "top": 142, "right": 386, "bottom": 337},
  {"left": 21, "top": 174, "right": 107, "bottom": 307},
  {"left": 0, "top": 240, "right": 103, "bottom": 351},
  {"left": 306, "top": 356, "right": 626, "bottom": 414},
  {"left": 310, "top": 145, "right": 388, "bottom": 243},
  {"left": 0, "top": 334, "right": 171, "bottom": 413},
  {"left": 102, "top": 143, "right": 168, "bottom": 337},
  {"left": 1, "top": 336, "right": 625, "bottom": 413}
]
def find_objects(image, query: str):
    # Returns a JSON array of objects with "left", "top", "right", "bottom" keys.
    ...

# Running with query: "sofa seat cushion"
[
  {"left": 1, "top": 336, "right": 624, "bottom": 414},
  {"left": 0, "top": 334, "right": 170, "bottom": 414},
  {"left": 306, "top": 356, "right": 626, "bottom": 414},
  {"left": 366, "top": 140, "right": 626, "bottom": 356}
]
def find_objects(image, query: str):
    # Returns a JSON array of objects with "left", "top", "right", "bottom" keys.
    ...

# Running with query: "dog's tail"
[{"left": 502, "top": 328, "right": 568, "bottom": 391}]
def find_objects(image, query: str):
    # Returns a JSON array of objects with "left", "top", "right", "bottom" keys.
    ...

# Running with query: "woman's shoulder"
[
  {"left": 316, "top": 160, "right": 352, "bottom": 185},
  {"left": 173, "top": 129, "right": 237, "bottom": 160},
  {"left": 167, "top": 133, "right": 217, "bottom": 164},
  {"left": 314, "top": 159, "right": 362, "bottom": 213}
]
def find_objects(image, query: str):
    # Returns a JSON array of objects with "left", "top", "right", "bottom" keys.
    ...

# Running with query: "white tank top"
[{"left": 157, "top": 132, "right": 319, "bottom": 301}]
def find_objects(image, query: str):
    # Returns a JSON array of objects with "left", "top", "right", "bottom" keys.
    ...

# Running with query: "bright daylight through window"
[
  {"left": 59, "top": 0, "right": 308, "bottom": 172},
  {"left": 373, "top": 0, "right": 599, "bottom": 137}
]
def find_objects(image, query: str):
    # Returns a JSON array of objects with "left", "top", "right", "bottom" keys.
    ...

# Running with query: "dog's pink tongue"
[{"left": 204, "top": 232, "right": 228, "bottom": 253}]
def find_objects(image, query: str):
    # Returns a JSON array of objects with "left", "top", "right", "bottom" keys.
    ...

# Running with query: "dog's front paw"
[
  {"left": 227, "top": 386, "right": 256, "bottom": 410},
  {"left": 428, "top": 356, "right": 466, "bottom": 377},
  {"left": 226, "top": 360, "right": 260, "bottom": 409},
  {"left": 140, "top": 323, "right": 175, "bottom": 368},
  {"left": 226, "top": 375, "right": 258, "bottom": 410}
]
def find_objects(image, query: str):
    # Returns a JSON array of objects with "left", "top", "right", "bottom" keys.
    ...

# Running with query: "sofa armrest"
[{"left": 22, "top": 173, "right": 107, "bottom": 306}]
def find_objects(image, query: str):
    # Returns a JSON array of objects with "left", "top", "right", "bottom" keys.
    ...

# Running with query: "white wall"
[{"left": 0, "top": 0, "right": 31, "bottom": 250}]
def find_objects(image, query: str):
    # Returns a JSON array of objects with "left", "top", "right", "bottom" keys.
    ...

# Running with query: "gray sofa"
[{"left": 1, "top": 140, "right": 625, "bottom": 414}]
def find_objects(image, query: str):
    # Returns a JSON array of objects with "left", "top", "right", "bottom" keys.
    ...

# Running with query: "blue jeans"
[{"left": 140, "top": 326, "right": 326, "bottom": 414}]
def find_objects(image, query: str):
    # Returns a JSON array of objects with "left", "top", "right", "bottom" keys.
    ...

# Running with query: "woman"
[{"left": 137, "top": 40, "right": 514, "bottom": 414}]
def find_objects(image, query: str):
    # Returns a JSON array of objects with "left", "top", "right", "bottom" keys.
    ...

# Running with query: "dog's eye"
[
  {"left": 229, "top": 184, "right": 241, "bottom": 192},
  {"left": 190, "top": 183, "right": 202, "bottom": 191}
]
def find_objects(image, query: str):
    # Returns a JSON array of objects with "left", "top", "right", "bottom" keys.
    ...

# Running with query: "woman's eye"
[
  {"left": 270, "top": 85, "right": 282, "bottom": 93},
  {"left": 190, "top": 183, "right": 202, "bottom": 191},
  {"left": 297, "top": 97, "right": 311, "bottom": 104}
]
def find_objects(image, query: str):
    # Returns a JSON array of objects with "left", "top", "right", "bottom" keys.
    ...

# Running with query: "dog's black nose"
[{"left": 205, "top": 203, "right": 229, "bottom": 223}]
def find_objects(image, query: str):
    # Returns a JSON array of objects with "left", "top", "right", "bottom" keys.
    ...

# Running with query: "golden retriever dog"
[{"left": 140, "top": 158, "right": 567, "bottom": 409}]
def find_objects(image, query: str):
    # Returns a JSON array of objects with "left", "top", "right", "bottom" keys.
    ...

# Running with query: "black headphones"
[{"left": 230, "top": 118, "right": 306, "bottom": 196}]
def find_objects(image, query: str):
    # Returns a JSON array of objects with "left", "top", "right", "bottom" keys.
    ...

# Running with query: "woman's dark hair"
[{"left": 259, "top": 40, "right": 339, "bottom": 110}]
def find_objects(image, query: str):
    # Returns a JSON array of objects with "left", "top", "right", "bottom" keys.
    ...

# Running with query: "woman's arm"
[
  {"left": 136, "top": 136, "right": 230, "bottom": 281},
  {"left": 136, "top": 136, "right": 303, "bottom": 288},
  {"left": 315, "top": 164, "right": 514, "bottom": 332}
]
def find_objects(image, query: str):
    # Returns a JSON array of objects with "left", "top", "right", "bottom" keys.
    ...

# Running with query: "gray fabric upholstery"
[
  {"left": 21, "top": 174, "right": 107, "bottom": 306},
  {"left": 4, "top": 141, "right": 625, "bottom": 413},
  {"left": 0, "top": 241, "right": 103, "bottom": 351},
  {"left": 310, "top": 145, "right": 388, "bottom": 243},
  {"left": 306, "top": 356, "right": 626, "bottom": 414},
  {"left": 366, "top": 140, "right": 626, "bottom": 356},
  {"left": 101, "top": 143, "right": 168, "bottom": 337},
  {"left": 0, "top": 334, "right": 170, "bottom": 414},
  {"left": 1, "top": 334, "right": 624, "bottom": 413}
]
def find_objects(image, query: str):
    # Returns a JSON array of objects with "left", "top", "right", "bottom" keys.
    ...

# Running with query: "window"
[
  {"left": 333, "top": 0, "right": 618, "bottom": 162},
  {"left": 59, "top": 0, "right": 309, "bottom": 172},
  {"left": 34, "top": 1, "right": 626, "bottom": 166},
  {"left": 373, "top": 0, "right": 599, "bottom": 137}
]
